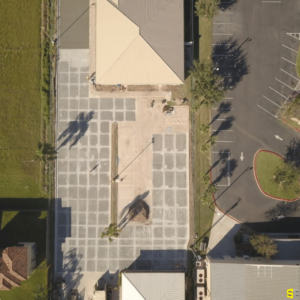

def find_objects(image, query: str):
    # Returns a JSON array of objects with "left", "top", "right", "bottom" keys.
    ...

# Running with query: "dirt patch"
[
  {"left": 111, "top": 123, "right": 118, "bottom": 223},
  {"left": 127, "top": 85, "right": 159, "bottom": 91}
]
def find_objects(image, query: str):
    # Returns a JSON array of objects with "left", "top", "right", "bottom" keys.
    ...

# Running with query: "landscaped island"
[{"left": 254, "top": 150, "right": 300, "bottom": 201}]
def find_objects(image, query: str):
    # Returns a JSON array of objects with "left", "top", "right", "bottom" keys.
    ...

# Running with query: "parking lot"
[{"left": 210, "top": 0, "right": 300, "bottom": 225}]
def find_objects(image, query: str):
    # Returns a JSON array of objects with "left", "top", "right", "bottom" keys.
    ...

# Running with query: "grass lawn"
[
  {"left": 255, "top": 151, "right": 300, "bottom": 200},
  {"left": 0, "top": 1, "right": 47, "bottom": 198},
  {"left": 193, "top": 17, "right": 214, "bottom": 248},
  {"left": 297, "top": 44, "right": 300, "bottom": 78},
  {"left": 0, "top": 265, "right": 48, "bottom": 300}
]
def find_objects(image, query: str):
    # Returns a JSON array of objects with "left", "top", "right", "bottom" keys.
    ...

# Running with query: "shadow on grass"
[
  {"left": 0, "top": 211, "right": 47, "bottom": 266},
  {"left": 0, "top": 198, "right": 48, "bottom": 210}
]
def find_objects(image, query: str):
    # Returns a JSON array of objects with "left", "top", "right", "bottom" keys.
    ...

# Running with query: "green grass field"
[
  {"left": 0, "top": 1, "right": 47, "bottom": 198},
  {"left": 297, "top": 44, "right": 300, "bottom": 78},
  {"left": 255, "top": 151, "right": 300, "bottom": 200},
  {"left": 193, "top": 18, "right": 214, "bottom": 247}
]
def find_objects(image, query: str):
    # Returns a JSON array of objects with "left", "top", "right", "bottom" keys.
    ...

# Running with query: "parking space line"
[
  {"left": 282, "top": 44, "right": 298, "bottom": 53},
  {"left": 257, "top": 105, "right": 278, "bottom": 118},
  {"left": 263, "top": 95, "right": 281, "bottom": 108},
  {"left": 269, "top": 86, "right": 286, "bottom": 98},
  {"left": 280, "top": 69, "right": 299, "bottom": 81},
  {"left": 275, "top": 78, "right": 294, "bottom": 90},
  {"left": 281, "top": 57, "right": 296, "bottom": 66}
]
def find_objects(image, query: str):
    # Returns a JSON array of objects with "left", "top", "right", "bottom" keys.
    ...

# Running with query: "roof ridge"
[
  {"left": 98, "top": 35, "right": 140, "bottom": 81},
  {"left": 138, "top": 35, "right": 181, "bottom": 81},
  {"left": 161, "top": 274, "right": 183, "bottom": 300},
  {"left": 123, "top": 273, "right": 145, "bottom": 299}
]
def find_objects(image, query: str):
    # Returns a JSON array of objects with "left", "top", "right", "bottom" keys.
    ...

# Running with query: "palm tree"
[
  {"left": 198, "top": 123, "right": 210, "bottom": 134},
  {"left": 34, "top": 142, "right": 57, "bottom": 162},
  {"left": 101, "top": 223, "right": 122, "bottom": 242},
  {"left": 206, "top": 183, "right": 218, "bottom": 194},
  {"left": 195, "top": 0, "right": 221, "bottom": 20},
  {"left": 201, "top": 173, "right": 210, "bottom": 185},
  {"left": 249, "top": 234, "right": 278, "bottom": 259}
]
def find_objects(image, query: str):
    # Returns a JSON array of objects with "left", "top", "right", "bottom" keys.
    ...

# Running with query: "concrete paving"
[{"left": 55, "top": 49, "right": 189, "bottom": 299}]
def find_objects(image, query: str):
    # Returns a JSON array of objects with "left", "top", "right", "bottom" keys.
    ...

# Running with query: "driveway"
[{"left": 210, "top": 0, "right": 300, "bottom": 227}]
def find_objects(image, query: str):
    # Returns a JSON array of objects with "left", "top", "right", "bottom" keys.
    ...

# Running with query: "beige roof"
[
  {"left": 122, "top": 272, "right": 185, "bottom": 300},
  {"left": 96, "top": 0, "right": 183, "bottom": 85}
]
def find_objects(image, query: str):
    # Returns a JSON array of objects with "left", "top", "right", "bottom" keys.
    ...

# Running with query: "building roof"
[
  {"left": 96, "top": 0, "right": 184, "bottom": 85},
  {"left": 209, "top": 260, "right": 300, "bottom": 300},
  {"left": 0, "top": 247, "right": 28, "bottom": 290},
  {"left": 122, "top": 272, "right": 185, "bottom": 300}
]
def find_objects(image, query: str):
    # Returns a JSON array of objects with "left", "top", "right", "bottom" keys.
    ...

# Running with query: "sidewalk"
[{"left": 207, "top": 207, "right": 240, "bottom": 256}]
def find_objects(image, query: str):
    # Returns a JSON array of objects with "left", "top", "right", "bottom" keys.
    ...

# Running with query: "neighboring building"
[
  {"left": 0, "top": 243, "right": 36, "bottom": 290},
  {"left": 122, "top": 272, "right": 185, "bottom": 300},
  {"left": 96, "top": 0, "right": 184, "bottom": 85},
  {"left": 206, "top": 255, "right": 300, "bottom": 300}
]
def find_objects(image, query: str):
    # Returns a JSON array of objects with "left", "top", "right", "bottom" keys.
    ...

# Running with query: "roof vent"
[{"left": 196, "top": 269, "right": 205, "bottom": 285}]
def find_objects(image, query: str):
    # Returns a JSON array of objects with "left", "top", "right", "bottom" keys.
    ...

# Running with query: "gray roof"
[
  {"left": 210, "top": 262, "right": 300, "bottom": 300},
  {"left": 113, "top": 0, "right": 184, "bottom": 82}
]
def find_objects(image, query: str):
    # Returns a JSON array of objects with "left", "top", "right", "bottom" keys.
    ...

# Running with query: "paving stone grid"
[{"left": 55, "top": 50, "right": 188, "bottom": 279}]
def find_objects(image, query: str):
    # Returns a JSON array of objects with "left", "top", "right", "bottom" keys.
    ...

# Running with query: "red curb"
[
  {"left": 282, "top": 117, "right": 300, "bottom": 134},
  {"left": 253, "top": 150, "right": 300, "bottom": 202},
  {"left": 209, "top": 169, "right": 242, "bottom": 224}
]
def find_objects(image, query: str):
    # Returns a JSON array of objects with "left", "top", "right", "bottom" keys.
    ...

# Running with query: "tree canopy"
[
  {"left": 249, "top": 234, "right": 278, "bottom": 259},
  {"left": 195, "top": 0, "right": 221, "bottom": 20},
  {"left": 190, "top": 60, "right": 225, "bottom": 110}
]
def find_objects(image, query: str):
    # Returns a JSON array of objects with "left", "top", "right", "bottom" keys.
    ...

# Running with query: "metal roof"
[
  {"left": 96, "top": 0, "right": 184, "bottom": 85},
  {"left": 122, "top": 272, "right": 185, "bottom": 300},
  {"left": 210, "top": 262, "right": 300, "bottom": 300}
]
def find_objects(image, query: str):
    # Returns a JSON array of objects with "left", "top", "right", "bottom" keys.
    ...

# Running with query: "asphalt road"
[{"left": 211, "top": 0, "right": 300, "bottom": 229}]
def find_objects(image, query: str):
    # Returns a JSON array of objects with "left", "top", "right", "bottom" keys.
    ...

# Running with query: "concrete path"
[{"left": 55, "top": 49, "right": 190, "bottom": 299}]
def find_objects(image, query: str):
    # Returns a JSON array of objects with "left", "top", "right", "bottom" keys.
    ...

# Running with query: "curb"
[
  {"left": 253, "top": 150, "right": 300, "bottom": 202},
  {"left": 282, "top": 117, "right": 300, "bottom": 134},
  {"left": 209, "top": 169, "right": 242, "bottom": 224}
]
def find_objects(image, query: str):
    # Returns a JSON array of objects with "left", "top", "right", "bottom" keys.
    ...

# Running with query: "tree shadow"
[
  {"left": 118, "top": 191, "right": 150, "bottom": 229},
  {"left": 53, "top": 249, "right": 84, "bottom": 300},
  {"left": 210, "top": 102, "right": 232, "bottom": 124},
  {"left": 212, "top": 158, "right": 238, "bottom": 185},
  {"left": 57, "top": 111, "right": 94, "bottom": 150},
  {"left": 207, "top": 149, "right": 230, "bottom": 174},
  {"left": 219, "top": 0, "right": 238, "bottom": 11},
  {"left": 211, "top": 116, "right": 235, "bottom": 137},
  {"left": 265, "top": 201, "right": 300, "bottom": 221},
  {"left": 284, "top": 138, "right": 300, "bottom": 168},
  {"left": 212, "top": 37, "right": 249, "bottom": 90}
]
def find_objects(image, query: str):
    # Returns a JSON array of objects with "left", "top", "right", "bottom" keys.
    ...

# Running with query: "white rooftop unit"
[
  {"left": 196, "top": 269, "right": 205, "bottom": 285},
  {"left": 196, "top": 286, "right": 206, "bottom": 300}
]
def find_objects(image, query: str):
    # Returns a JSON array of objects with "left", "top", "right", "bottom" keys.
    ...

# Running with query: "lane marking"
[
  {"left": 282, "top": 44, "right": 298, "bottom": 53},
  {"left": 280, "top": 69, "right": 299, "bottom": 81},
  {"left": 281, "top": 57, "right": 296, "bottom": 65},
  {"left": 257, "top": 105, "right": 278, "bottom": 118},
  {"left": 269, "top": 86, "right": 286, "bottom": 98},
  {"left": 263, "top": 95, "right": 281, "bottom": 108},
  {"left": 275, "top": 78, "right": 294, "bottom": 90}
]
